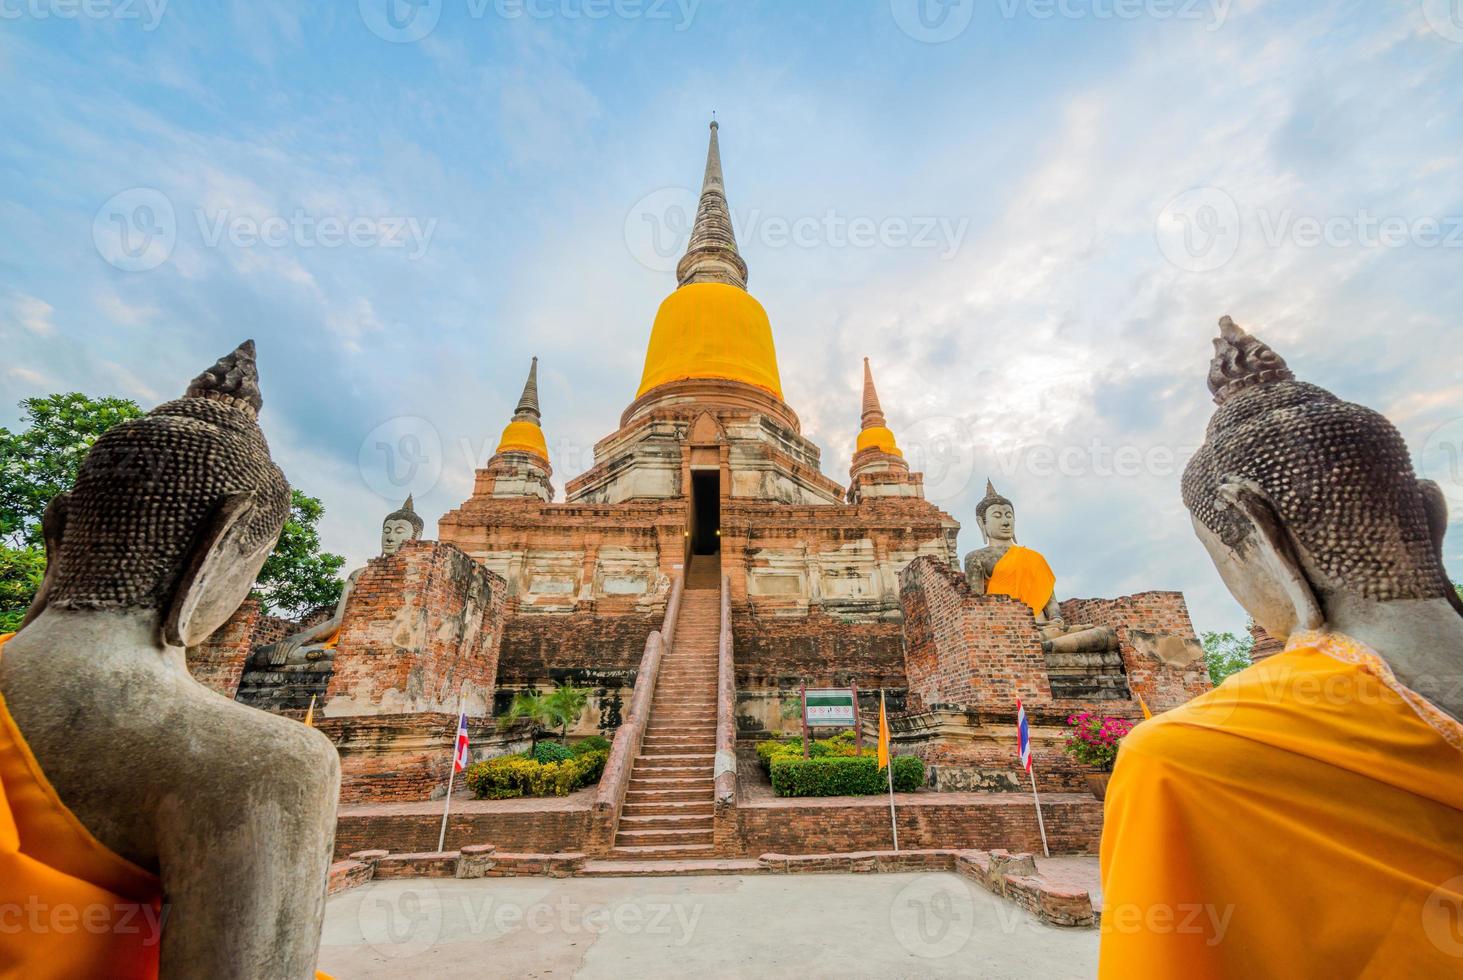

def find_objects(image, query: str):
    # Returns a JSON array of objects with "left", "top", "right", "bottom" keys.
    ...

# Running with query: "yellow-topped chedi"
[
  {"left": 856, "top": 425, "right": 901, "bottom": 457},
  {"left": 494, "top": 356, "right": 549, "bottom": 461},
  {"left": 495, "top": 419, "right": 548, "bottom": 460},
  {"left": 636, "top": 282, "right": 784, "bottom": 400},
  {"left": 854, "top": 358, "right": 901, "bottom": 457}
]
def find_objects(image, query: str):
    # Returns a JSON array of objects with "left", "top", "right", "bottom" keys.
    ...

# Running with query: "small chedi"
[
  {"left": 1101, "top": 316, "right": 1462, "bottom": 973},
  {"left": 184, "top": 122, "right": 1215, "bottom": 860},
  {"left": 0, "top": 342, "right": 338, "bottom": 977}
]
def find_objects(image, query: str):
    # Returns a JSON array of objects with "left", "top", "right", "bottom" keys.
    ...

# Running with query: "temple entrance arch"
[{"left": 690, "top": 469, "right": 720, "bottom": 556}]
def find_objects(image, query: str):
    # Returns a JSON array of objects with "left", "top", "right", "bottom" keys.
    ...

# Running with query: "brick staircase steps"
[{"left": 613, "top": 584, "right": 722, "bottom": 854}]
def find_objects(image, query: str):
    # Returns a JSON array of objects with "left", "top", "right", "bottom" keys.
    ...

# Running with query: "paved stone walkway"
[{"left": 319, "top": 872, "right": 1098, "bottom": 978}]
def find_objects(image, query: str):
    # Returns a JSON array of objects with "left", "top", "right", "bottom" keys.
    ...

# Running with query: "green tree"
[
  {"left": 505, "top": 684, "right": 591, "bottom": 746},
  {"left": 0, "top": 545, "right": 45, "bottom": 633},
  {"left": 253, "top": 490, "right": 346, "bottom": 618},
  {"left": 1201, "top": 629, "right": 1255, "bottom": 686},
  {"left": 1456, "top": 582, "right": 1462, "bottom": 604},
  {"left": 0, "top": 393, "right": 144, "bottom": 547},
  {"left": 0, "top": 393, "right": 346, "bottom": 629}
]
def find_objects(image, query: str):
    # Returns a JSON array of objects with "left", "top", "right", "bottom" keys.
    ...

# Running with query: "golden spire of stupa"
[
  {"left": 494, "top": 356, "right": 549, "bottom": 461},
  {"left": 855, "top": 358, "right": 902, "bottom": 458},
  {"left": 636, "top": 119, "right": 784, "bottom": 401}
]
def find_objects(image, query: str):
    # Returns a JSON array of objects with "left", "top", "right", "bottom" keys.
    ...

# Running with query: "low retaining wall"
[
  {"left": 333, "top": 798, "right": 591, "bottom": 860},
  {"left": 327, "top": 845, "right": 1098, "bottom": 929},
  {"left": 738, "top": 791, "right": 1103, "bottom": 856}
]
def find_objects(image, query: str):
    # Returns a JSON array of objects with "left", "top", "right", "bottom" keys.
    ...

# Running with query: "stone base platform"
[
  {"left": 334, "top": 784, "right": 1102, "bottom": 860},
  {"left": 329, "top": 844, "right": 1101, "bottom": 928}
]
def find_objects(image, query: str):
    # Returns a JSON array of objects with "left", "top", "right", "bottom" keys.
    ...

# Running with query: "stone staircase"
[{"left": 612, "top": 579, "right": 721, "bottom": 859}]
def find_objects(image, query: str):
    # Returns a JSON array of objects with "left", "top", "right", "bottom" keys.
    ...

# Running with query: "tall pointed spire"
[
  {"left": 494, "top": 356, "right": 549, "bottom": 462},
  {"left": 860, "top": 357, "right": 887, "bottom": 431},
  {"left": 676, "top": 119, "right": 749, "bottom": 291},
  {"left": 853, "top": 358, "right": 902, "bottom": 459},
  {"left": 513, "top": 356, "right": 541, "bottom": 424}
]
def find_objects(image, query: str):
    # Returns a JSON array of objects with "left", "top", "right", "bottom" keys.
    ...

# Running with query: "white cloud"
[{"left": 9, "top": 292, "right": 54, "bottom": 336}]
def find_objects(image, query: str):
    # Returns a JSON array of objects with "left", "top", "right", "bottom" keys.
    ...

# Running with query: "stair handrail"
[
  {"left": 588, "top": 572, "right": 684, "bottom": 854},
  {"left": 713, "top": 573, "right": 738, "bottom": 849}
]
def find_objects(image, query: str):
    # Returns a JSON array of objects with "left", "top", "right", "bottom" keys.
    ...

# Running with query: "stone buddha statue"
[
  {"left": 963, "top": 480, "right": 1121, "bottom": 659},
  {"left": 0, "top": 341, "right": 339, "bottom": 976},
  {"left": 253, "top": 495, "right": 424, "bottom": 670},
  {"left": 1182, "top": 316, "right": 1463, "bottom": 720}
]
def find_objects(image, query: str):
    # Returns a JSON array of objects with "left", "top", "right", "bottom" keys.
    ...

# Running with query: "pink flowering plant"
[{"left": 1061, "top": 712, "right": 1135, "bottom": 772}]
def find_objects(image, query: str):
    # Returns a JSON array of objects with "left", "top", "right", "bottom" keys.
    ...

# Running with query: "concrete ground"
[{"left": 319, "top": 872, "right": 1098, "bottom": 978}]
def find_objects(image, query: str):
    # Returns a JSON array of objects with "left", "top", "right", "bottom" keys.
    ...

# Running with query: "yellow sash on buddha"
[
  {"left": 0, "top": 632, "right": 163, "bottom": 979},
  {"left": 1099, "top": 631, "right": 1463, "bottom": 978},
  {"left": 0, "top": 633, "right": 335, "bottom": 979},
  {"left": 985, "top": 545, "right": 1057, "bottom": 616}
]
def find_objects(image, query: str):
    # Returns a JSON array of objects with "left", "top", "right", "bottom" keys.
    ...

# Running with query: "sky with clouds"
[{"left": 2, "top": 0, "right": 1461, "bottom": 637}]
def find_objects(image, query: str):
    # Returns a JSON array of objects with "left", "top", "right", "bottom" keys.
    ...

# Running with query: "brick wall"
[
  {"left": 732, "top": 612, "right": 905, "bottom": 685},
  {"left": 334, "top": 805, "right": 589, "bottom": 860},
  {"left": 186, "top": 598, "right": 321, "bottom": 698},
  {"left": 324, "top": 541, "right": 507, "bottom": 717},
  {"left": 900, "top": 557, "right": 1053, "bottom": 711},
  {"left": 738, "top": 794, "right": 1103, "bottom": 855},
  {"left": 1060, "top": 593, "right": 1210, "bottom": 712},
  {"left": 318, "top": 714, "right": 531, "bottom": 805},
  {"left": 497, "top": 613, "right": 657, "bottom": 681}
]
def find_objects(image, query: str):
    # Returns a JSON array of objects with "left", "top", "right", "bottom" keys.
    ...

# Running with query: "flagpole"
[
  {"left": 1027, "top": 768, "right": 1050, "bottom": 858},
  {"left": 437, "top": 697, "right": 463, "bottom": 853},
  {"left": 882, "top": 690, "right": 898, "bottom": 852}
]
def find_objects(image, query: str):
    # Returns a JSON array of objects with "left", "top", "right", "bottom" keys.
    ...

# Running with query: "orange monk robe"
[
  {"left": 1099, "top": 631, "right": 1463, "bottom": 978},
  {"left": 0, "top": 634, "right": 335, "bottom": 979},
  {"left": 986, "top": 545, "right": 1057, "bottom": 616}
]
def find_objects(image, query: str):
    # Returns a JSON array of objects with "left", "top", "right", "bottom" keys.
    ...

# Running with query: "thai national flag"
[
  {"left": 1016, "top": 698, "right": 1032, "bottom": 773},
  {"left": 452, "top": 711, "right": 470, "bottom": 773}
]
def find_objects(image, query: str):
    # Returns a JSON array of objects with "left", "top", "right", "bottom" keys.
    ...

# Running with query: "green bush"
[
  {"left": 464, "top": 749, "right": 609, "bottom": 800},
  {"left": 532, "top": 741, "right": 575, "bottom": 764},
  {"left": 571, "top": 735, "right": 611, "bottom": 756},
  {"left": 756, "top": 731, "right": 865, "bottom": 774},
  {"left": 769, "top": 754, "right": 924, "bottom": 797}
]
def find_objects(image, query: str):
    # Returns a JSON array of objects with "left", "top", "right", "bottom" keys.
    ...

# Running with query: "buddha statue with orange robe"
[
  {"left": 252, "top": 496, "right": 423, "bottom": 670},
  {"left": 0, "top": 341, "right": 339, "bottom": 977},
  {"left": 963, "top": 480, "right": 1119, "bottom": 656},
  {"left": 1099, "top": 317, "right": 1463, "bottom": 976}
]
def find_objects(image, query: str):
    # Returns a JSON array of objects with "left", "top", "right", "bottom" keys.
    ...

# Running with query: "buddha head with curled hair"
[
  {"left": 27, "top": 341, "right": 292, "bottom": 646},
  {"left": 1181, "top": 316, "right": 1459, "bottom": 639}
]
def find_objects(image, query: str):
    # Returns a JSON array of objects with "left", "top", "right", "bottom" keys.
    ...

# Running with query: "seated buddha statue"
[
  {"left": 1099, "top": 317, "right": 1463, "bottom": 976},
  {"left": 0, "top": 341, "right": 338, "bottom": 977},
  {"left": 252, "top": 496, "right": 424, "bottom": 670},
  {"left": 963, "top": 480, "right": 1119, "bottom": 657}
]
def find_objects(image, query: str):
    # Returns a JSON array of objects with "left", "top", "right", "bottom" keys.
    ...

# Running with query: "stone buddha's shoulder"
[{"left": 963, "top": 545, "right": 1007, "bottom": 575}]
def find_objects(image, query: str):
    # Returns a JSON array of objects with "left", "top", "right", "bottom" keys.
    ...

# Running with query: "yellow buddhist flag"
[
  {"left": 877, "top": 691, "right": 890, "bottom": 770},
  {"left": 303, "top": 695, "right": 316, "bottom": 728},
  {"left": 1136, "top": 692, "right": 1153, "bottom": 720}
]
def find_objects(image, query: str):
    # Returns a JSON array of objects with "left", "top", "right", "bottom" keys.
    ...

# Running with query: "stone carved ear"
[
  {"left": 163, "top": 492, "right": 265, "bottom": 648},
  {"left": 19, "top": 493, "right": 69, "bottom": 629},
  {"left": 1216, "top": 480, "right": 1325, "bottom": 632},
  {"left": 1419, "top": 479, "right": 1450, "bottom": 559}
]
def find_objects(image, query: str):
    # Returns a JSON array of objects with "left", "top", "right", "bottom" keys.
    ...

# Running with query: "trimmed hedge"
[
  {"left": 464, "top": 749, "right": 608, "bottom": 800},
  {"left": 571, "top": 735, "right": 612, "bottom": 756},
  {"left": 770, "top": 754, "right": 924, "bottom": 797},
  {"left": 757, "top": 731, "right": 861, "bottom": 774},
  {"left": 531, "top": 741, "right": 575, "bottom": 764}
]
